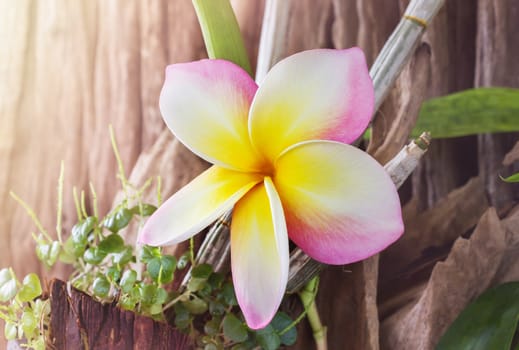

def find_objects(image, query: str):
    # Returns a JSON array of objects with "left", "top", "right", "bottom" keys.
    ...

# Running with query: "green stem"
[
  {"left": 298, "top": 277, "right": 327, "bottom": 350},
  {"left": 10, "top": 191, "right": 53, "bottom": 242},
  {"left": 192, "top": 0, "right": 252, "bottom": 75},
  {"left": 56, "top": 161, "right": 65, "bottom": 243}
]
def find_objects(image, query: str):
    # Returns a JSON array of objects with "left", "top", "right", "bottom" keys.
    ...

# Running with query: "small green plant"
[
  {"left": 0, "top": 268, "right": 47, "bottom": 350},
  {"left": 1, "top": 127, "right": 302, "bottom": 349}
]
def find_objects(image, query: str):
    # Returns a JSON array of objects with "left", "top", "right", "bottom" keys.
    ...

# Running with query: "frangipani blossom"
[{"left": 138, "top": 48, "right": 404, "bottom": 329}]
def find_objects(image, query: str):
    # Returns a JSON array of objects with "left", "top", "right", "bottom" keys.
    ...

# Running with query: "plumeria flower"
[{"left": 138, "top": 48, "right": 404, "bottom": 329}]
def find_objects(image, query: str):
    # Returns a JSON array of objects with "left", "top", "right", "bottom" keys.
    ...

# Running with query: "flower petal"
[
  {"left": 160, "top": 59, "right": 266, "bottom": 171},
  {"left": 138, "top": 166, "right": 262, "bottom": 246},
  {"left": 231, "top": 178, "right": 289, "bottom": 329},
  {"left": 274, "top": 141, "right": 403, "bottom": 265},
  {"left": 249, "top": 48, "right": 374, "bottom": 162}
]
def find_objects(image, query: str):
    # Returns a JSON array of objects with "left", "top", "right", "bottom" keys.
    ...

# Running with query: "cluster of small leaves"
[
  {"left": 172, "top": 263, "right": 297, "bottom": 350},
  {"left": 0, "top": 268, "right": 47, "bottom": 350},
  {"left": 6, "top": 130, "right": 302, "bottom": 349}
]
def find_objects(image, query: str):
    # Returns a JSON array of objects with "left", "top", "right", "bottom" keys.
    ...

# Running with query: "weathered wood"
[
  {"left": 47, "top": 279, "right": 190, "bottom": 349},
  {"left": 475, "top": 0, "right": 519, "bottom": 212},
  {"left": 381, "top": 208, "right": 507, "bottom": 350},
  {"left": 379, "top": 177, "right": 489, "bottom": 316}
]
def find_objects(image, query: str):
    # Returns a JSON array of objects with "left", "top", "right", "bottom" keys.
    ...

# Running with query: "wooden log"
[{"left": 47, "top": 279, "right": 190, "bottom": 350}]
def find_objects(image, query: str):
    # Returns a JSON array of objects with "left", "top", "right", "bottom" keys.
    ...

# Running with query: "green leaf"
[
  {"left": 501, "top": 172, "right": 519, "bottom": 183},
  {"left": 223, "top": 313, "right": 248, "bottom": 342},
  {"left": 112, "top": 245, "right": 134, "bottom": 265},
  {"left": 187, "top": 277, "right": 207, "bottom": 292},
  {"left": 119, "top": 270, "right": 137, "bottom": 293},
  {"left": 71, "top": 216, "right": 97, "bottom": 255},
  {"left": 139, "top": 284, "right": 158, "bottom": 305},
  {"left": 271, "top": 312, "right": 297, "bottom": 346},
  {"left": 221, "top": 282, "right": 237, "bottom": 306},
  {"left": 176, "top": 251, "right": 191, "bottom": 270},
  {"left": 192, "top": 263, "right": 213, "bottom": 279},
  {"left": 106, "top": 266, "right": 121, "bottom": 283},
  {"left": 192, "top": 0, "right": 252, "bottom": 75},
  {"left": 92, "top": 276, "right": 111, "bottom": 298},
  {"left": 21, "top": 309, "right": 37, "bottom": 339},
  {"left": 146, "top": 255, "right": 176, "bottom": 284},
  {"left": 183, "top": 298, "right": 208, "bottom": 315},
  {"left": 130, "top": 204, "right": 157, "bottom": 217},
  {"left": 208, "top": 272, "right": 225, "bottom": 289},
  {"left": 412, "top": 88, "right": 519, "bottom": 138},
  {"left": 17, "top": 273, "right": 42, "bottom": 302},
  {"left": 99, "top": 233, "right": 125, "bottom": 254},
  {"left": 204, "top": 319, "right": 221, "bottom": 336},
  {"left": 103, "top": 207, "right": 133, "bottom": 233},
  {"left": 4, "top": 322, "right": 17, "bottom": 340},
  {"left": 140, "top": 245, "right": 161, "bottom": 263},
  {"left": 209, "top": 300, "right": 225, "bottom": 316},
  {"left": 83, "top": 247, "right": 108, "bottom": 265},
  {"left": 174, "top": 302, "right": 191, "bottom": 330},
  {"left": 0, "top": 268, "right": 17, "bottom": 302},
  {"left": 436, "top": 282, "right": 519, "bottom": 350},
  {"left": 255, "top": 324, "right": 281, "bottom": 350}
]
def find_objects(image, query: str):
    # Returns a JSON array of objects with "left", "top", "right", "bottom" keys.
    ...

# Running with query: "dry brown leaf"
[
  {"left": 380, "top": 208, "right": 506, "bottom": 350},
  {"left": 379, "top": 177, "right": 488, "bottom": 300}
]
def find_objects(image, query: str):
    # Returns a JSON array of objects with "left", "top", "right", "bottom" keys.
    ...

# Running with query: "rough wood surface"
[
  {"left": 47, "top": 279, "right": 190, "bottom": 349},
  {"left": 1, "top": 0, "right": 518, "bottom": 349}
]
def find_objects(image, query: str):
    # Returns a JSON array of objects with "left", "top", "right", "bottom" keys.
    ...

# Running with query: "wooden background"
[{"left": 0, "top": 0, "right": 518, "bottom": 349}]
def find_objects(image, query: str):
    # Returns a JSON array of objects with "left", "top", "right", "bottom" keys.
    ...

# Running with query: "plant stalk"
[{"left": 299, "top": 277, "right": 327, "bottom": 350}]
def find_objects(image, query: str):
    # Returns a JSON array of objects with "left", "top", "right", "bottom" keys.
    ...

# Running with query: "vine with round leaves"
[{"left": 1, "top": 128, "right": 303, "bottom": 350}]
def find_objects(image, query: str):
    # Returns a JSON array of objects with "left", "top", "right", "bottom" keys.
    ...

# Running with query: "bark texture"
[
  {"left": 0, "top": 1, "right": 518, "bottom": 349},
  {"left": 47, "top": 279, "right": 189, "bottom": 349}
]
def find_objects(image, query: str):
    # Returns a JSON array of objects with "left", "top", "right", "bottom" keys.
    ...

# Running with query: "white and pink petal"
[
  {"left": 273, "top": 140, "right": 403, "bottom": 265},
  {"left": 249, "top": 48, "right": 374, "bottom": 162},
  {"left": 160, "top": 59, "right": 266, "bottom": 171},
  {"left": 231, "top": 178, "right": 289, "bottom": 329},
  {"left": 138, "top": 166, "right": 262, "bottom": 246}
]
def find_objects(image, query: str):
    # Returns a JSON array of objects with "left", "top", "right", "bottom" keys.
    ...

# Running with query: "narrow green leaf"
[
  {"left": 412, "top": 88, "right": 519, "bottom": 138},
  {"left": 192, "top": 0, "right": 252, "bottom": 75},
  {"left": 436, "top": 282, "right": 519, "bottom": 350},
  {"left": 501, "top": 172, "right": 519, "bottom": 183},
  {"left": 223, "top": 313, "right": 248, "bottom": 342}
]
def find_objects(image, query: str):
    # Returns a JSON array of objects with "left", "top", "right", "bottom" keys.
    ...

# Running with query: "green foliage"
[
  {"left": 412, "top": 88, "right": 519, "bottom": 138},
  {"left": 0, "top": 268, "right": 47, "bottom": 349},
  {"left": 4, "top": 128, "right": 304, "bottom": 349},
  {"left": 436, "top": 282, "right": 519, "bottom": 350}
]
